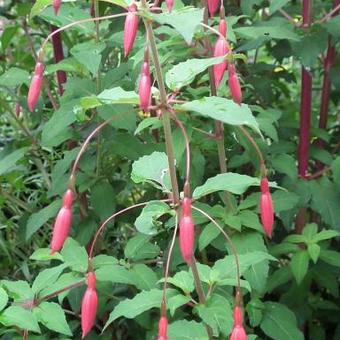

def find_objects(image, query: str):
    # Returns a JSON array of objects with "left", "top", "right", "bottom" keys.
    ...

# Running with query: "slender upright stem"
[{"left": 141, "top": 4, "right": 180, "bottom": 205}]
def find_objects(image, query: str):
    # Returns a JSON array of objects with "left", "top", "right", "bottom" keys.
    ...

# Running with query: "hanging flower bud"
[
  {"left": 124, "top": 3, "right": 139, "bottom": 58},
  {"left": 50, "top": 189, "right": 74, "bottom": 253},
  {"left": 139, "top": 59, "right": 152, "bottom": 112},
  {"left": 81, "top": 272, "right": 98, "bottom": 339},
  {"left": 260, "top": 177, "right": 274, "bottom": 238},
  {"left": 157, "top": 316, "right": 168, "bottom": 340},
  {"left": 213, "top": 19, "right": 230, "bottom": 89},
  {"left": 165, "top": 0, "right": 174, "bottom": 12},
  {"left": 230, "top": 325, "right": 247, "bottom": 340},
  {"left": 52, "top": 0, "right": 62, "bottom": 15},
  {"left": 27, "top": 62, "right": 44, "bottom": 112},
  {"left": 207, "top": 0, "right": 219, "bottom": 17},
  {"left": 233, "top": 306, "right": 243, "bottom": 327},
  {"left": 228, "top": 64, "right": 242, "bottom": 105},
  {"left": 179, "top": 198, "right": 195, "bottom": 265}
]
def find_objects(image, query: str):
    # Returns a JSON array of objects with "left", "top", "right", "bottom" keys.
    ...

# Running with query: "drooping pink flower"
[
  {"left": 27, "top": 62, "right": 44, "bottom": 112},
  {"left": 52, "top": 0, "right": 62, "bottom": 15},
  {"left": 230, "top": 325, "right": 247, "bottom": 340},
  {"left": 179, "top": 198, "right": 195, "bottom": 265},
  {"left": 228, "top": 64, "right": 242, "bottom": 105},
  {"left": 124, "top": 3, "right": 139, "bottom": 58},
  {"left": 260, "top": 177, "right": 274, "bottom": 238},
  {"left": 157, "top": 316, "right": 168, "bottom": 340},
  {"left": 50, "top": 189, "right": 74, "bottom": 253},
  {"left": 81, "top": 272, "right": 98, "bottom": 338},
  {"left": 207, "top": 0, "right": 219, "bottom": 17},
  {"left": 139, "top": 61, "right": 152, "bottom": 112}
]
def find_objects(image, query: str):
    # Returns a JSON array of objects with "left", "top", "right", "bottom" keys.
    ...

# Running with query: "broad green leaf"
[
  {"left": 33, "top": 302, "right": 72, "bottom": 336},
  {"left": 0, "top": 147, "right": 28, "bottom": 176},
  {"left": 168, "top": 320, "right": 208, "bottom": 340},
  {"left": 32, "top": 264, "right": 67, "bottom": 294},
  {"left": 131, "top": 152, "right": 171, "bottom": 191},
  {"left": 152, "top": 7, "right": 204, "bottom": 44},
  {"left": 165, "top": 56, "right": 225, "bottom": 90},
  {"left": 130, "top": 264, "right": 158, "bottom": 290},
  {"left": 271, "top": 154, "right": 298, "bottom": 180},
  {"left": 234, "top": 25, "right": 300, "bottom": 41},
  {"left": 199, "top": 222, "right": 220, "bottom": 251},
  {"left": 319, "top": 249, "right": 340, "bottom": 267},
  {"left": 134, "top": 201, "right": 171, "bottom": 235},
  {"left": 124, "top": 234, "right": 160, "bottom": 260},
  {"left": 196, "top": 294, "right": 232, "bottom": 336},
  {"left": 30, "top": 248, "right": 63, "bottom": 262},
  {"left": 302, "top": 223, "right": 318, "bottom": 240},
  {"left": 290, "top": 250, "right": 309, "bottom": 284},
  {"left": 104, "top": 289, "right": 178, "bottom": 330},
  {"left": 0, "top": 306, "right": 40, "bottom": 333},
  {"left": 26, "top": 200, "right": 61, "bottom": 240},
  {"left": 1, "top": 280, "right": 34, "bottom": 301},
  {"left": 247, "top": 298, "right": 265, "bottom": 327},
  {"left": 0, "top": 287, "right": 8, "bottom": 312},
  {"left": 284, "top": 234, "right": 307, "bottom": 244},
  {"left": 30, "top": 0, "right": 51, "bottom": 18},
  {"left": 61, "top": 238, "right": 88, "bottom": 273},
  {"left": 92, "top": 255, "right": 118, "bottom": 269},
  {"left": 308, "top": 244, "right": 320, "bottom": 264},
  {"left": 0, "top": 68, "right": 29, "bottom": 87},
  {"left": 260, "top": 302, "right": 304, "bottom": 340},
  {"left": 96, "top": 265, "right": 135, "bottom": 285},
  {"left": 324, "top": 16, "right": 340, "bottom": 42},
  {"left": 271, "top": 191, "right": 299, "bottom": 213},
  {"left": 135, "top": 117, "right": 163, "bottom": 135},
  {"left": 313, "top": 229, "right": 340, "bottom": 243},
  {"left": 166, "top": 271, "right": 194, "bottom": 293},
  {"left": 167, "top": 294, "right": 191, "bottom": 316},
  {"left": 177, "top": 97, "right": 260, "bottom": 134}
]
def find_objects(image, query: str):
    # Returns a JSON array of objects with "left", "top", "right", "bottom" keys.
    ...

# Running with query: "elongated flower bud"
[
  {"left": 207, "top": 0, "right": 219, "bottom": 17},
  {"left": 139, "top": 61, "right": 152, "bottom": 112},
  {"left": 124, "top": 3, "right": 139, "bottom": 58},
  {"left": 179, "top": 198, "right": 195, "bottom": 265},
  {"left": 53, "top": 0, "right": 61, "bottom": 15},
  {"left": 27, "top": 62, "right": 44, "bottom": 112},
  {"left": 233, "top": 306, "right": 243, "bottom": 327},
  {"left": 157, "top": 316, "right": 168, "bottom": 340},
  {"left": 260, "top": 178, "right": 274, "bottom": 238},
  {"left": 165, "top": 0, "right": 174, "bottom": 12},
  {"left": 81, "top": 272, "right": 98, "bottom": 339},
  {"left": 213, "top": 19, "right": 229, "bottom": 89},
  {"left": 230, "top": 325, "right": 247, "bottom": 340},
  {"left": 50, "top": 189, "right": 74, "bottom": 253},
  {"left": 228, "top": 64, "right": 242, "bottom": 105}
]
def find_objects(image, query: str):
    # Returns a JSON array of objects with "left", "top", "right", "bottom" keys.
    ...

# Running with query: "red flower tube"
[
  {"left": 157, "top": 316, "right": 168, "bottom": 340},
  {"left": 260, "top": 178, "right": 274, "bottom": 238},
  {"left": 138, "top": 61, "right": 152, "bottom": 112},
  {"left": 27, "top": 62, "right": 44, "bottom": 112},
  {"left": 50, "top": 189, "right": 74, "bottom": 253},
  {"left": 207, "top": 0, "right": 219, "bottom": 17},
  {"left": 123, "top": 3, "right": 139, "bottom": 58},
  {"left": 81, "top": 272, "right": 98, "bottom": 338},
  {"left": 230, "top": 326, "right": 247, "bottom": 340},
  {"left": 228, "top": 64, "right": 242, "bottom": 105},
  {"left": 179, "top": 198, "right": 195, "bottom": 265}
]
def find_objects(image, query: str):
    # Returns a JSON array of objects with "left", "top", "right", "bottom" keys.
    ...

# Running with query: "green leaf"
[
  {"left": 323, "top": 16, "right": 340, "bottom": 42},
  {"left": 0, "top": 287, "right": 8, "bottom": 312},
  {"left": 135, "top": 117, "right": 163, "bottom": 135},
  {"left": 168, "top": 320, "right": 208, "bottom": 340},
  {"left": 124, "top": 234, "right": 160, "bottom": 261},
  {"left": 247, "top": 298, "right": 265, "bottom": 327},
  {"left": 99, "top": 0, "right": 127, "bottom": 8},
  {"left": 319, "top": 249, "right": 340, "bottom": 267},
  {"left": 199, "top": 222, "right": 220, "bottom": 251},
  {"left": 130, "top": 264, "right": 158, "bottom": 290},
  {"left": 33, "top": 302, "right": 72, "bottom": 336},
  {"left": 177, "top": 97, "right": 260, "bottom": 134},
  {"left": 166, "top": 271, "right": 195, "bottom": 294},
  {"left": 268, "top": 0, "right": 290, "bottom": 14},
  {"left": 1, "top": 280, "right": 34, "bottom": 301},
  {"left": 267, "top": 266, "right": 292, "bottom": 293},
  {"left": 96, "top": 265, "right": 135, "bottom": 285},
  {"left": 131, "top": 152, "right": 171, "bottom": 191},
  {"left": 152, "top": 7, "right": 204, "bottom": 44},
  {"left": 331, "top": 156, "right": 340, "bottom": 186},
  {"left": 271, "top": 154, "right": 298, "bottom": 180},
  {"left": 26, "top": 200, "right": 61, "bottom": 240},
  {"left": 271, "top": 191, "right": 299, "bottom": 213},
  {"left": 90, "top": 181, "right": 116, "bottom": 220},
  {"left": 0, "top": 147, "right": 28, "bottom": 176},
  {"left": 0, "top": 306, "right": 40, "bottom": 333},
  {"left": 302, "top": 223, "right": 318, "bottom": 240},
  {"left": 260, "top": 302, "right": 304, "bottom": 340},
  {"left": 167, "top": 295, "right": 191, "bottom": 317},
  {"left": 134, "top": 201, "right": 171, "bottom": 235},
  {"left": 0, "top": 68, "right": 29, "bottom": 87},
  {"left": 290, "top": 250, "right": 309, "bottom": 284},
  {"left": 92, "top": 255, "right": 118, "bottom": 269},
  {"left": 235, "top": 25, "right": 300, "bottom": 41},
  {"left": 30, "top": 0, "right": 51, "bottom": 18},
  {"left": 104, "top": 289, "right": 177, "bottom": 330},
  {"left": 30, "top": 248, "right": 63, "bottom": 262},
  {"left": 284, "top": 234, "right": 307, "bottom": 244},
  {"left": 196, "top": 294, "right": 232, "bottom": 336},
  {"left": 61, "top": 238, "right": 88, "bottom": 273},
  {"left": 313, "top": 229, "right": 340, "bottom": 243},
  {"left": 308, "top": 244, "right": 320, "bottom": 264},
  {"left": 32, "top": 264, "right": 67, "bottom": 294},
  {"left": 165, "top": 56, "right": 225, "bottom": 91}
]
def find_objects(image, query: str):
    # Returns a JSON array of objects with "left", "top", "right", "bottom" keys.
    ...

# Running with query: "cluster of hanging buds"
[
  {"left": 50, "top": 186, "right": 74, "bottom": 253},
  {"left": 207, "top": 0, "right": 219, "bottom": 17},
  {"left": 228, "top": 63, "right": 242, "bottom": 105},
  {"left": 27, "top": 62, "right": 44, "bottom": 112},
  {"left": 81, "top": 272, "right": 98, "bottom": 338},
  {"left": 52, "top": 0, "right": 62, "bottom": 15},
  {"left": 230, "top": 305, "right": 247, "bottom": 340},
  {"left": 179, "top": 197, "right": 195, "bottom": 265},
  {"left": 123, "top": 2, "right": 139, "bottom": 57},
  {"left": 157, "top": 316, "right": 168, "bottom": 340},
  {"left": 213, "top": 6, "right": 230, "bottom": 89},
  {"left": 259, "top": 177, "right": 274, "bottom": 238},
  {"left": 139, "top": 47, "right": 152, "bottom": 112}
]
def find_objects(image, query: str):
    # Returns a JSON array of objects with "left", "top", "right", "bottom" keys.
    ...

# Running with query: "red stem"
[{"left": 51, "top": 25, "right": 67, "bottom": 95}]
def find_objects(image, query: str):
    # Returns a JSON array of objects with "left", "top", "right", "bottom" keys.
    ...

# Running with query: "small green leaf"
[
  {"left": 302, "top": 223, "right": 318, "bottom": 240},
  {"left": 0, "top": 147, "right": 29, "bottom": 176},
  {"left": 124, "top": 234, "right": 160, "bottom": 261},
  {"left": 32, "top": 264, "right": 67, "bottom": 294},
  {"left": 130, "top": 264, "right": 158, "bottom": 290},
  {"left": 166, "top": 271, "right": 195, "bottom": 294},
  {"left": 96, "top": 265, "right": 135, "bottom": 285},
  {"left": 308, "top": 244, "right": 320, "bottom": 264},
  {"left": 61, "top": 238, "right": 88, "bottom": 273},
  {"left": 30, "top": 0, "right": 51, "bottom": 18},
  {"left": 319, "top": 249, "right": 340, "bottom": 267},
  {"left": 167, "top": 295, "right": 191, "bottom": 317},
  {"left": 135, "top": 117, "right": 163, "bottom": 135},
  {"left": 1, "top": 280, "right": 34, "bottom": 301},
  {"left": 0, "top": 287, "right": 8, "bottom": 312},
  {"left": 92, "top": 255, "right": 118, "bottom": 269},
  {"left": 30, "top": 248, "right": 63, "bottom": 262},
  {"left": 290, "top": 250, "right": 309, "bottom": 284},
  {"left": 168, "top": 320, "right": 208, "bottom": 340},
  {"left": 313, "top": 229, "right": 340, "bottom": 243}
]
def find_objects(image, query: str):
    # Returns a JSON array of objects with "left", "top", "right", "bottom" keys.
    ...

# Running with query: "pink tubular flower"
[
  {"left": 207, "top": 0, "right": 219, "bottom": 17},
  {"left": 27, "top": 62, "right": 44, "bottom": 112},
  {"left": 50, "top": 189, "right": 74, "bottom": 253},
  {"left": 53, "top": 0, "right": 62, "bottom": 15},
  {"left": 124, "top": 3, "right": 139, "bottom": 58},
  {"left": 230, "top": 325, "right": 247, "bottom": 340},
  {"left": 228, "top": 64, "right": 242, "bottom": 105},
  {"left": 139, "top": 61, "right": 152, "bottom": 112},
  {"left": 260, "top": 177, "right": 274, "bottom": 238},
  {"left": 213, "top": 19, "right": 230, "bottom": 89},
  {"left": 157, "top": 316, "right": 168, "bottom": 340},
  {"left": 233, "top": 306, "right": 243, "bottom": 327},
  {"left": 179, "top": 198, "right": 195, "bottom": 265},
  {"left": 81, "top": 272, "right": 98, "bottom": 339},
  {"left": 165, "top": 0, "right": 174, "bottom": 12}
]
